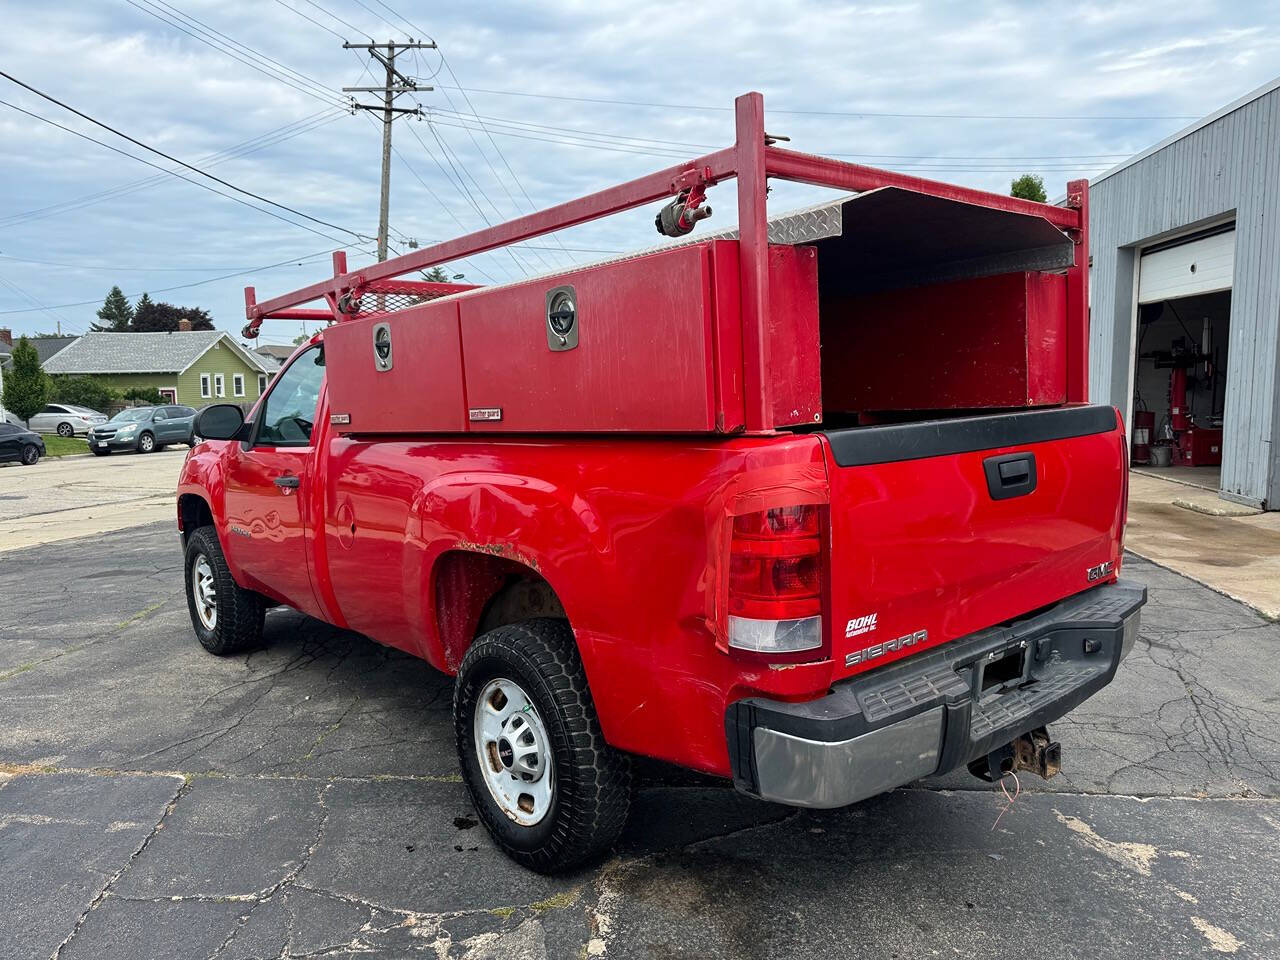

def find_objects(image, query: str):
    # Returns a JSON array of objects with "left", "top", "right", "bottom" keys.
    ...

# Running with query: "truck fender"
[{"left": 410, "top": 471, "right": 610, "bottom": 677}]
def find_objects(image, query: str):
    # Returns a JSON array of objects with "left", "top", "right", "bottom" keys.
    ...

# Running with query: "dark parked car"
[
  {"left": 0, "top": 422, "right": 45, "bottom": 465},
  {"left": 88, "top": 405, "right": 197, "bottom": 455}
]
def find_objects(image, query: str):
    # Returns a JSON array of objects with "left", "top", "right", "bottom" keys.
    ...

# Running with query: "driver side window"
[{"left": 256, "top": 345, "right": 324, "bottom": 446}]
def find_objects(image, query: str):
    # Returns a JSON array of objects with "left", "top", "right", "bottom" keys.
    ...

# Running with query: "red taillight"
[{"left": 727, "top": 504, "right": 825, "bottom": 654}]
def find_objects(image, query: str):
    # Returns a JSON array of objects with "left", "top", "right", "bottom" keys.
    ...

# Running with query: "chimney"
[
  {"left": 177, "top": 318, "right": 192, "bottom": 332},
  {"left": 0, "top": 327, "right": 12, "bottom": 348}
]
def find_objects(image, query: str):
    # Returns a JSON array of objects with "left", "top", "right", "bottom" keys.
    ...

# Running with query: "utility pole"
[{"left": 343, "top": 40, "right": 435, "bottom": 262}]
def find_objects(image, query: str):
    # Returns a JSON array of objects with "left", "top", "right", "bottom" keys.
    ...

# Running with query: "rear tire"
[
  {"left": 56, "top": 422, "right": 74, "bottom": 438},
  {"left": 455, "top": 618, "right": 631, "bottom": 873},
  {"left": 19, "top": 444, "right": 40, "bottom": 466},
  {"left": 184, "top": 525, "right": 264, "bottom": 656},
  {"left": 138, "top": 432, "right": 155, "bottom": 453}
]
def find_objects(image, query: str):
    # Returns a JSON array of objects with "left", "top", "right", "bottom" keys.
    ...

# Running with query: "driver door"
[{"left": 222, "top": 344, "right": 326, "bottom": 618}]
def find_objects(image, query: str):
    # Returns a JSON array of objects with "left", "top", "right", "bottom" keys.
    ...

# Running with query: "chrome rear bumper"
[{"left": 727, "top": 581, "right": 1146, "bottom": 808}]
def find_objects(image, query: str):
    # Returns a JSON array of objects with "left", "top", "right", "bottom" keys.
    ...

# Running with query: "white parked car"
[{"left": 28, "top": 403, "right": 108, "bottom": 437}]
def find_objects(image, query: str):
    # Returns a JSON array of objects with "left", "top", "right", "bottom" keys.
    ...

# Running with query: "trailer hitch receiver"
[{"left": 969, "top": 726, "right": 1062, "bottom": 783}]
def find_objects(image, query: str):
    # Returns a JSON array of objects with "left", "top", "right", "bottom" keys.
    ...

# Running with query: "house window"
[
  {"left": 233, "top": 374, "right": 245, "bottom": 397},
  {"left": 200, "top": 374, "right": 211, "bottom": 399},
  {"left": 257, "top": 374, "right": 267, "bottom": 395},
  {"left": 214, "top": 374, "right": 225, "bottom": 398}
]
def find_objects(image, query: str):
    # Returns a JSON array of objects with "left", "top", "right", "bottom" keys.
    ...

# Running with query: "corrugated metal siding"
[{"left": 1089, "top": 86, "right": 1280, "bottom": 507}]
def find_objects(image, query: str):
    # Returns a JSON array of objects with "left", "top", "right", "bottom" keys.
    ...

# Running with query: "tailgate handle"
[{"left": 984, "top": 452, "right": 1037, "bottom": 500}]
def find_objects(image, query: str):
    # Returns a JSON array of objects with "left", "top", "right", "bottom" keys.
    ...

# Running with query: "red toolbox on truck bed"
[{"left": 320, "top": 190, "right": 1078, "bottom": 436}]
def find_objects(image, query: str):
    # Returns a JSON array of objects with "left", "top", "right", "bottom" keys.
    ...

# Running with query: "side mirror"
[{"left": 194, "top": 403, "right": 246, "bottom": 441}]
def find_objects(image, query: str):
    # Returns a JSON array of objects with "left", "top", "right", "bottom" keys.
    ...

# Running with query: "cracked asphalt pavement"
[{"left": 1, "top": 522, "right": 1278, "bottom": 959}]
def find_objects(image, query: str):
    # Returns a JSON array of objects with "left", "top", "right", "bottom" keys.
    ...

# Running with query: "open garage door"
[
  {"left": 1132, "top": 225, "right": 1234, "bottom": 490},
  {"left": 1138, "top": 225, "right": 1235, "bottom": 304}
]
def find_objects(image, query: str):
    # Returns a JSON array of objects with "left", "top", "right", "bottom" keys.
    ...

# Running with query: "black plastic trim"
[{"left": 822, "top": 405, "right": 1118, "bottom": 467}]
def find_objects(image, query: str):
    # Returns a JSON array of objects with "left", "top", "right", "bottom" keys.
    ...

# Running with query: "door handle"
[
  {"left": 273, "top": 474, "right": 301, "bottom": 490},
  {"left": 983, "top": 452, "right": 1037, "bottom": 501}
]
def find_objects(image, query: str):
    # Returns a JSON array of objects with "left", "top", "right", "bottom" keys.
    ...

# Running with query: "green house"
[{"left": 43, "top": 331, "right": 275, "bottom": 408}]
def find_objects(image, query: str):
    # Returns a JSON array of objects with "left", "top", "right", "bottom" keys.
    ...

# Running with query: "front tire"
[
  {"left": 19, "top": 444, "right": 40, "bottom": 466},
  {"left": 137, "top": 432, "right": 155, "bottom": 453},
  {"left": 184, "top": 525, "right": 264, "bottom": 656},
  {"left": 56, "top": 422, "right": 74, "bottom": 438},
  {"left": 454, "top": 618, "right": 631, "bottom": 873}
]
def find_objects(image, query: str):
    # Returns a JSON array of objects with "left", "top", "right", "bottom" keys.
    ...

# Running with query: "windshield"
[{"left": 110, "top": 408, "right": 153, "bottom": 423}]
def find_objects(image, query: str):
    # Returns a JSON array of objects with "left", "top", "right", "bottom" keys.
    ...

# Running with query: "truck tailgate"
[{"left": 822, "top": 405, "right": 1125, "bottom": 678}]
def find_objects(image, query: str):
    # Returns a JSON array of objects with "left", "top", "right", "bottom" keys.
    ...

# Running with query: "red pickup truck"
[{"left": 177, "top": 93, "right": 1143, "bottom": 873}]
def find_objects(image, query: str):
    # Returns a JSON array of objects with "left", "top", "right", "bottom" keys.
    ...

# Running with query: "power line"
[
  {"left": 0, "top": 274, "right": 83, "bottom": 333},
  {"left": 123, "top": 0, "right": 346, "bottom": 108},
  {"left": 414, "top": 118, "right": 534, "bottom": 276},
  {"left": 429, "top": 61, "right": 561, "bottom": 272},
  {"left": 0, "top": 98, "right": 359, "bottom": 246},
  {"left": 424, "top": 113, "right": 1114, "bottom": 172},
  {"left": 0, "top": 108, "right": 346, "bottom": 228},
  {"left": 295, "top": 0, "right": 372, "bottom": 40},
  {"left": 0, "top": 245, "right": 369, "bottom": 316},
  {"left": 438, "top": 52, "right": 575, "bottom": 270},
  {"left": 432, "top": 84, "right": 1201, "bottom": 121},
  {"left": 426, "top": 107, "right": 1133, "bottom": 161},
  {"left": 0, "top": 71, "right": 369, "bottom": 241},
  {"left": 143, "top": 0, "right": 341, "bottom": 104},
  {"left": 270, "top": 0, "right": 345, "bottom": 40},
  {"left": 0, "top": 250, "right": 338, "bottom": 272}
]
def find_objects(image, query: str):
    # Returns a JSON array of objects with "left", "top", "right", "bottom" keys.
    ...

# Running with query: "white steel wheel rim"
[
  {"left": 192, "top": 555, "right": 217, "bottom": 630},
  {"left": 473, "top": 677, "right": 554, "bottom": 826}
]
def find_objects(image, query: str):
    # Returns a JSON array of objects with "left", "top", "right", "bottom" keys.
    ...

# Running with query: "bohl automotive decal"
[{"left": 845, "top": 613, "right": 878, "bottom": 638}]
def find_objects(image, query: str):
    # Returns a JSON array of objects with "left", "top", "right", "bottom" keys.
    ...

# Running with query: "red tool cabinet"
[{"left": 325, "top": 240, "right": 821, "bottom": 435}]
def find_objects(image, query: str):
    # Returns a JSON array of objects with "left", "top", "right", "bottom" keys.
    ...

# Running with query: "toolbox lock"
[
  {"left": 545, "top": 285, "right": 579, "bottom": 352},
  {"left": 372, "top": 322, "right": 393, "bottom": 371}
]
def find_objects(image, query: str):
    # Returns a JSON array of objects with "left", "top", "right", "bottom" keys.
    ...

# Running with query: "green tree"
[
  {"left": 132, "top": 293, "right": 156, "bottom": 329},
  {"left": 1010, "top": 174, "right": 1047, "bottom": 203},
  {"left": 49, "top": 375, "right": 120, "bottom": 412},
  {"left": 132, "top": 294, "right": 214, "bottom": 332},
  {"left": 421, "top": 266, "right": 460, "bottom": 283},
  {"left": 2, "top": 336, "right": 51, "bottom": 424},
  {"left": 92, "top": 285, "right": 134, "bottom": 332},
  {"left": 292, "top": 332, "right": 311, "bottom": 345},
  {"left": 122, "top": 386, "right": 167, "bottom": 405}
]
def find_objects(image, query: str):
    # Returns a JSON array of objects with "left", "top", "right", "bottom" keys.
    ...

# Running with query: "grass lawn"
[{"left": 41, "top": 435, "right": 90, "bottom": 457}]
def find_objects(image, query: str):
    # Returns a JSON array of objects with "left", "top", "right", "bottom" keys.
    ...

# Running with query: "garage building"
[{"left": 1088, "top": 76, "right": 1280, "bottom": 509}]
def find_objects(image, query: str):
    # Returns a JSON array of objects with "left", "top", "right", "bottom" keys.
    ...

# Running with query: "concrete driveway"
[
  {"left": 0, "top": 447, "right": 185, "bottom": 553},
  {"left": 1, "top": 523, "right": 1278, "bottom": 959}
]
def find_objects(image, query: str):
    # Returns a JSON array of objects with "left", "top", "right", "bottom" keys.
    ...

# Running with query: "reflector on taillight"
[{"left": 727, "top": 504, "right": 825, "bottom": 655}]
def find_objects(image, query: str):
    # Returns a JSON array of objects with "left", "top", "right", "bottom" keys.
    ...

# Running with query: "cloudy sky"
[{"left": 1, "top": 1, "right": 1277, "bottom": 346}]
